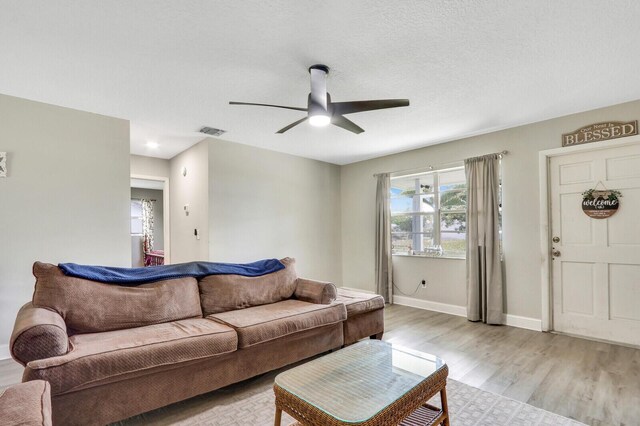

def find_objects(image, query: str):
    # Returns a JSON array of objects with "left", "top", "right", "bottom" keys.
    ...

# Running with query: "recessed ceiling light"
[{"left": 146, "top": 141, "right": 159, "bottom": 149}]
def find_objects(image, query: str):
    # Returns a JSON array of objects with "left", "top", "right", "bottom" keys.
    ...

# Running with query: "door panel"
[
  {"left": 561, "top": 262, "right": 595, "bottom": 315},
  {"left": 606, "top": 154, "right": 640, "bottom": 180},
  {"left": 559, "top": 161, "right": 593, "bottom": 184},
  {"left": 550, "top": 142, "right": 640, "bottom": 346},
  {"left": 560, "top": 193, "right": 593, "bottom": 245},
  {"left": 608, "top": 188, "right": 640, "bottom": 246},
  {"left": 609, "top": 264, "right": 640, "bottom": 321}
]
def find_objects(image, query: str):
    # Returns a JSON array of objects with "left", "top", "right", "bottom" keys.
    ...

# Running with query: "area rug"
[{"left": 116, "top": 370, "right": 585, "bottom": 426}]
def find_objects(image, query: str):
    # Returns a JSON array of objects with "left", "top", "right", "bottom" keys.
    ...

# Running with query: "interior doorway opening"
[{"left": 130, "top": 175, "right": 170, "bottom": 266}]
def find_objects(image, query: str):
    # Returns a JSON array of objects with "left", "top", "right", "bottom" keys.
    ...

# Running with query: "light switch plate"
[{"left": 0, "top": 152, "right": 6, "bottom": 177}]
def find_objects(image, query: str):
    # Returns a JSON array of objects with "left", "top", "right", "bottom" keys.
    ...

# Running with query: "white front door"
[{"left": 550, "top": 142, "right": 640, "bottom": 346}]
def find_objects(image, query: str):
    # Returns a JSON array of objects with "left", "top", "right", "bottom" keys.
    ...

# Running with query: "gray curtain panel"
[
  {"left": 375, "top": 173, "right": 393, "bottom": 304},
  {"left": 465, "top": 154, "right": 503, "bottom": 324}
]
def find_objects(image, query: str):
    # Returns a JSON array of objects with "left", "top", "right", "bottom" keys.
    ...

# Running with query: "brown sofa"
[{"left": 10, "top": 258, "right": 384, "bottom": 425}]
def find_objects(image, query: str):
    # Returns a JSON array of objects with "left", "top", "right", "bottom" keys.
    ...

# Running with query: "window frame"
[{"left": 390, "top": 166, "right": 467, "bottom": 259}]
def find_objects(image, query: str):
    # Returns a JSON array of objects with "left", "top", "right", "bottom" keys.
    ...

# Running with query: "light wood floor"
[
  {"left": 1, "top": 304, "right": 638, "bottom": 425},
  {"left": 383, "top": 305, "right": 639, "bottom": 426}
]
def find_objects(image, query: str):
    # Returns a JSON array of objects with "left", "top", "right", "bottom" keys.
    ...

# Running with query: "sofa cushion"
[
  {"left": 199, "top": 257, "right": 298, "bottom": 315},
  {"left": 24, "top": 318, "right": 237, "bottom": 395},
  {"left": 336, "top": 288, "right": 385, "bottom": 317},
  {"left": 32, "top": 262, "right": 202, "bottom": 333},
  {"left": 208, "top": 299, "right": 347, "bottom": 348}
]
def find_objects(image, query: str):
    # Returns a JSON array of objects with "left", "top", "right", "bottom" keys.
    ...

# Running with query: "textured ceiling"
[{"left": 1, "top": 1, "right": 640, "bottom": 164}]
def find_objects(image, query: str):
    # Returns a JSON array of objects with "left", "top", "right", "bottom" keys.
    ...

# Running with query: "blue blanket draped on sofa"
[{"left": 58, "top": 259, "right": 285, "bottom": 285}]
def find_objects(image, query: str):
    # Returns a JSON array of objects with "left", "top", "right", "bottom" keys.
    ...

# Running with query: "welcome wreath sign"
[{"left": 581, "top": 187, "right": 622, "bottom": 219}]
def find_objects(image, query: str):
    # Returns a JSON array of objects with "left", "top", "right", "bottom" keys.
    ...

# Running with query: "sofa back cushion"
[
  {"left": 199, "top": 257, "right": 297, "bottom": 315},
  {"left": 32, "top": 262, "right": 203, "bottom": 334}
]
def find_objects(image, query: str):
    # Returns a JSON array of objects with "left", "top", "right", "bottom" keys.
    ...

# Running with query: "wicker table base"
[
  {"left": 287, "top": 401, "right": 447, "bottom": 426},
  {"left": 274, "top": 366, "right": 449, "bottom": 426}
]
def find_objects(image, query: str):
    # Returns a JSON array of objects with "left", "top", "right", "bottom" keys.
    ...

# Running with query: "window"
[
  {"left": 390, "top": 167, "right": 467, "bottom": 258},
  {"left": 131, "top": 199, "right": 143, "bottom": 235}
]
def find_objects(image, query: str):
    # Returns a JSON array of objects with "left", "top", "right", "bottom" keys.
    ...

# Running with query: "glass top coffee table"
[{"left": 273, "top": 340, "right": 449, "bottom": 426}]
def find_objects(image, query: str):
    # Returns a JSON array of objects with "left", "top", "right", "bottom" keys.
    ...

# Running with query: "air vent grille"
[{"left": 199, "top": 126, "right": 226, "bottom": 137}]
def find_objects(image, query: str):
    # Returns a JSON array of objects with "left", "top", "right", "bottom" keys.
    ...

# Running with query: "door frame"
[
  {"left": 538, "top": 135, "right": 640, "bottom": 332},
  {"left": 131, "top": 174, "right": 171, "bottom": 265}
]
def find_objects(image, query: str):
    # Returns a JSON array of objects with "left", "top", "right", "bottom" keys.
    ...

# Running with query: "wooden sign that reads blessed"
[{"left": 562, "top": 121, "right": 637, "bottom": 147}]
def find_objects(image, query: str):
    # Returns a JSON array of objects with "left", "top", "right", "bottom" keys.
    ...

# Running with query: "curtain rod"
[{"left": 373, "top": 150, "right": 508, "bottom": 178}]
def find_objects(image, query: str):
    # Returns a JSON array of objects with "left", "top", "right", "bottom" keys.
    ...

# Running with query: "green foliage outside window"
[{"left": 440, "top": 184, "right": 466, "bottom": 232}]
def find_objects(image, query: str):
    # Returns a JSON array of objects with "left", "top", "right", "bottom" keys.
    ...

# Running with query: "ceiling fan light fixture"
[
  {"left": 309, "top": 114, "right": 330, "bottom": 127},
  {"left": 229, "top": 63, "right": 409, "bottom": 134}
]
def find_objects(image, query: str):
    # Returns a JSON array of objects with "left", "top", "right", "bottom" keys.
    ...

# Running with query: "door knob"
[
  {"left": 552, "top": 250, "right": 561, "bottom": 257},
  {"left": 552, "top": 236, "right": 560, "bottom": 243}
]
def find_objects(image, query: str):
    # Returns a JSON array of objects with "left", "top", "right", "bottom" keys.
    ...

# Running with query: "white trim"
[
  {"left": 552, "top": 330, "right": 640, "bottom": 350},
  {"left": 393, "top": 295, "right": 543, "bottom": 331},
  {"left": 538, "top": 151, "right": 552, "bottom": 331},
  {"left": 538, "top": 135, "right": 640, "bottom": 334},
  {"left": 130, "top": 174, "right": 171, "bottom": 264},
  {"left": 392, "top": 295, "right": 467, "bottom": 317},
  {"left": 503, "top": 314, "right": 542, "bottom": 331},
  {"left": 0, "top": 344, "right": 10, "bottom": 360},
  {"left": 339, "top": 286, "right": 375, "bottom": 294}
]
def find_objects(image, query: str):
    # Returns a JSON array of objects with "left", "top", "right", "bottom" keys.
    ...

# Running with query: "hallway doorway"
[{"left": 130, "top": 175, "right": 171, "bottom": 266}]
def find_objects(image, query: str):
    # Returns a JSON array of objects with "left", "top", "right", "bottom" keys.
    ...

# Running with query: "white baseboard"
[
  {"left": 502, "top": 313, "right": 542, "bottom": 331},
  {"left": 392, "top": 295, "right": 467, "bottom": 317},
  {"left": 392, "top": 295, "right": 542, "bottom": 331},
  {"left": 0, "top": 344, "right": 10, "bottom": 361},
  {"left": 339, "top": 286, "right": 376, "bottom": 294}
]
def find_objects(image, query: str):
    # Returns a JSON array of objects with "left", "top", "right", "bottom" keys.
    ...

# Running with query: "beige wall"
[
  {"left": 341, "top": 99, "right": 640, "bottom": 319},
  {"left": 130, "top": 154, "right": 170, "bottom": 178},
  {"left": 0, "top": 94, "right": 130, "bottom": 350},
  {"left": 169, "top": 140, "right": 209, "bottom": 263},
  {"left": 208, "top": 139, "right": 343, "bottom": 284}
]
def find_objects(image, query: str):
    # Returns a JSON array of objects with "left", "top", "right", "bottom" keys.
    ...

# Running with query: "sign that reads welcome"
[
  {"left": 582, "top": 189, "right": 621, "bottom": 219},
  {"left": 562, "top": 121, "right": 637, "bottom": 147}
]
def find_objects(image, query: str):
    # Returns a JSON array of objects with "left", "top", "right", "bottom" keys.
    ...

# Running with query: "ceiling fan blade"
[
  {"left": 276, "top": 117, "right": 308, "bottom": 134},
  {"left": 229, "top": 101, "right": 308, "bottom": 112},
  {"left": 331, "top": 115, "right": 365, "bottom": 134},
  {"left": 332, "top": 99, "right": 410, "bottom": 115}
]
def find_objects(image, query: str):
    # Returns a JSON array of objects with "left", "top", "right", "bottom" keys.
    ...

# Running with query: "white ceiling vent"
[{"left": 199, "top": 126, "right": 226, "bottom": 137}]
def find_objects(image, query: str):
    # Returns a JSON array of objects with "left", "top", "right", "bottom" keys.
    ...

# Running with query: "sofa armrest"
[
  {"left": 0, "top": 380, "right": 52, "bottom": 426},
  {"left": 294, "top": 278, "right": 337, "bottom": 304},
  {"left": 10, "top": 303, "right": 69, "bottom": 366}
]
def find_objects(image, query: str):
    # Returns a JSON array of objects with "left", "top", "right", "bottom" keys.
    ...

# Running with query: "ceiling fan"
[{"left": 229, "top": 65, "right": 409, "bottom": 134}]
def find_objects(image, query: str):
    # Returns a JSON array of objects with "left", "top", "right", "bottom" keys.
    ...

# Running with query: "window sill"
[{"left": 392, "top": 254, "right": 465, "bottom": 260}]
